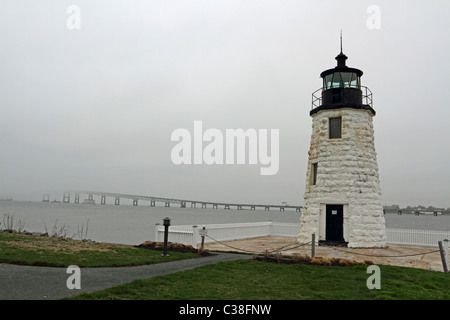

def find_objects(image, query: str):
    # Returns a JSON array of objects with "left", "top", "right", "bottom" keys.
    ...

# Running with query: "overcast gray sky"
[{"left": 1, "top": 0, "right": 449, "bottom": 208}]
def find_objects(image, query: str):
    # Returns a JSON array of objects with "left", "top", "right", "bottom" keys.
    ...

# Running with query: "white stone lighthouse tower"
[{"left": 299, "top": 43, "right": 387, "bottom": 248}]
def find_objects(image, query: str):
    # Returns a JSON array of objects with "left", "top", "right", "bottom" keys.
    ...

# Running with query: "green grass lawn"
[
  {"left": 0, "top": 231, "right": 199, "bottom": 267},
  {"left": 69, "top": 259, "right": 450, "bottom": 300},
  {"left": 2, "top": 231, "right": 449, "bottom": 300}
]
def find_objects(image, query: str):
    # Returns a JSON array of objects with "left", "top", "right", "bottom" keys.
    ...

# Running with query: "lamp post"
[{"left": 162, "top": 217, "right": 171, "bottom": 257}]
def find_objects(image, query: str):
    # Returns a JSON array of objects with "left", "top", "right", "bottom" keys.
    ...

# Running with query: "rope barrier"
[
  {"left": 204, "top": 235, "right": 261, "bottom": 254},
  {"left": 204, "top": 235, "right": 311, "bottom": 255},
  {"left": 329, "top": 246, "right": 441, "bottom": 258},
  {"left": 266, "top": 240, "right": 311, "bottom": 253},
  {"left": 204, "top": 234, "right": 441, "bottom": 259}
]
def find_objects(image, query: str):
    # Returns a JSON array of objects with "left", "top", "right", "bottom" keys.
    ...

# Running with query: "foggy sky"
[{"left": 1, "top": 0, "right": 449, "bottom": 208}]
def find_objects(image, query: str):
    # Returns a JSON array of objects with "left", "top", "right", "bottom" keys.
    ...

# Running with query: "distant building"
[{"left": 383, "top": 204, "right": 400, "bottom": 210}]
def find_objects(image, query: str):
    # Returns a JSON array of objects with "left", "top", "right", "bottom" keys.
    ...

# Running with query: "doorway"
[{"left": 325, "top": 204, "right": 344, "bottom": 242}]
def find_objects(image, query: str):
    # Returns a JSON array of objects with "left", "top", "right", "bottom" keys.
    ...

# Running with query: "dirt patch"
[
  {"left": 5, "top": 240, "right": 113, "bottom": 253},
  {"left": 1, "top": 231, "right": 133, "bottom": 253}
]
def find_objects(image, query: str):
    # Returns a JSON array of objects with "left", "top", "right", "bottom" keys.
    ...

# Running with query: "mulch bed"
[
  {"left": 254, "top": 253, "right": 374, "bottom": 267},
  {"left": 135, "top": 241, "right": 214, "bottom": 256}
]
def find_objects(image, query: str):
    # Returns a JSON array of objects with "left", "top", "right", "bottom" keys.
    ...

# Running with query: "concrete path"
[{"left": 0, "top": 253, "right": 251, "bottom": 300}]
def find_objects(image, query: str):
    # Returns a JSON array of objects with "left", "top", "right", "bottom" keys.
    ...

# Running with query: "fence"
[
  {"left": 154, "top": 222, "right": 298, "bottom": 248},
  {"left": 154, "top": 222, "right": 450, "bottom": 248},
  {"left": 386, "top": 228, "right": 450, "bottom": 247}
]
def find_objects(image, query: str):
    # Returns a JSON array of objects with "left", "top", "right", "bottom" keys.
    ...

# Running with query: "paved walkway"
[
  {"left": 0, "top": 253, "right": 251, "bottom": 300},
  {"left": 204, "top": 236, "right": 446, "bottom": 272}
]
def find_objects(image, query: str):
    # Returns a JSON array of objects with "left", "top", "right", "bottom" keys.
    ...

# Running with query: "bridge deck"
[{"left": 63, "top": 191, "right": 302, "bottom": 211}]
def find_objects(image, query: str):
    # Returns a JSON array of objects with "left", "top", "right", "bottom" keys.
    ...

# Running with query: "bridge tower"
[{"left": 299, "top": 39, "right": 387, "bottom": 248}]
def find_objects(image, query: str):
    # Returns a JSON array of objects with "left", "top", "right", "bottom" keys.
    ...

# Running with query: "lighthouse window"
[
  {"left": 324, "top": 72, "right": 360, "bottom": 89},
  {"left": 329, "top": 117, "right": 342, "bottom": 139},
  {"left": 311, "top": 163, "right": 318, "bottom": 185},
  {"left": 332, "top": 73, "right": 343, "bottom": 88},
  {"left": 341, "top": 72, "right": 356, "bottom": 88},
  {"left": 350, "top": 73, "right": 360, "bottom": 88},
  {"left": 325, "top": 74, "right": 333, "bottom": 89}
]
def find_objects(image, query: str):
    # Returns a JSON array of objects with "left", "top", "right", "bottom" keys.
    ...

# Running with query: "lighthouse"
[{"left": 299, "top": 40, "right": 387, "bottom": 248}]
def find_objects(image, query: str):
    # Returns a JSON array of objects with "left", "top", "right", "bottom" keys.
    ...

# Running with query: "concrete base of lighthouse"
[{"left": 298, "top": 108, "right": 387, "bottom": 248}]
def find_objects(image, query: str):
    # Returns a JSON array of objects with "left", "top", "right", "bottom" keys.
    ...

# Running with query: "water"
[
  {"left": 1, "top": 200, "right": 449, "bottom": 245},
  {"left": 0, "top": 201, "right": 300, "bottom": 245}
]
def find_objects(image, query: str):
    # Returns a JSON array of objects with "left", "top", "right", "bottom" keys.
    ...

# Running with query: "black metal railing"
[{"left": 312, "top": 86, "right": 373, "bottom": 110}]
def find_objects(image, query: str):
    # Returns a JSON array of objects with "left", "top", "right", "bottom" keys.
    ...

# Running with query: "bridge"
[{"left": 46, "top": 191, "right": 302, "bottom": 212}]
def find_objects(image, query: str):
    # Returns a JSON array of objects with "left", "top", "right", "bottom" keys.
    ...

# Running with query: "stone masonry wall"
[{"left": 299, "top": 108, "right": 387, "bottom": 248}]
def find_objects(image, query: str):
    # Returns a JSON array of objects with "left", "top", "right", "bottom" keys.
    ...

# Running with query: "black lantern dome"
[{"left": 311, "top": 38, "right": 374, "bottom": 116}]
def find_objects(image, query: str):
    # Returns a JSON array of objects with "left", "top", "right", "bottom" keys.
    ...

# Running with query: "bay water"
[{"left": 1, "top": 200, "right": 449, "bottom": 245}]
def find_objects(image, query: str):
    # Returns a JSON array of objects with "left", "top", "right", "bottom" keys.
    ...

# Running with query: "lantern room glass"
[{"left": 324, "top": 72, "right": 360, "bottom": 90}]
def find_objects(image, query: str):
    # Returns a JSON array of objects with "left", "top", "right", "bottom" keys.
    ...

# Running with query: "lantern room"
[
  {"left": 321, "top": 52, "right": 362, "bottom": 90},
  {"left": 311, "top": 49, "right": 374, "bottom": 116}
]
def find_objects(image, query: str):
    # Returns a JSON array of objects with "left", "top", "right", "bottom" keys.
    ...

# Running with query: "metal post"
[
  {"left": 444, "top": 239, "right": 449, "bottom": 273},
  {"left": 438, "top": 241, "right": 448, "bottom": 273},
  {"left": 162, "top": 217, "right": 171, "bottom": 257},
  {"left": 311, "top": 234, "right": 315, "bottom": 258}
]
